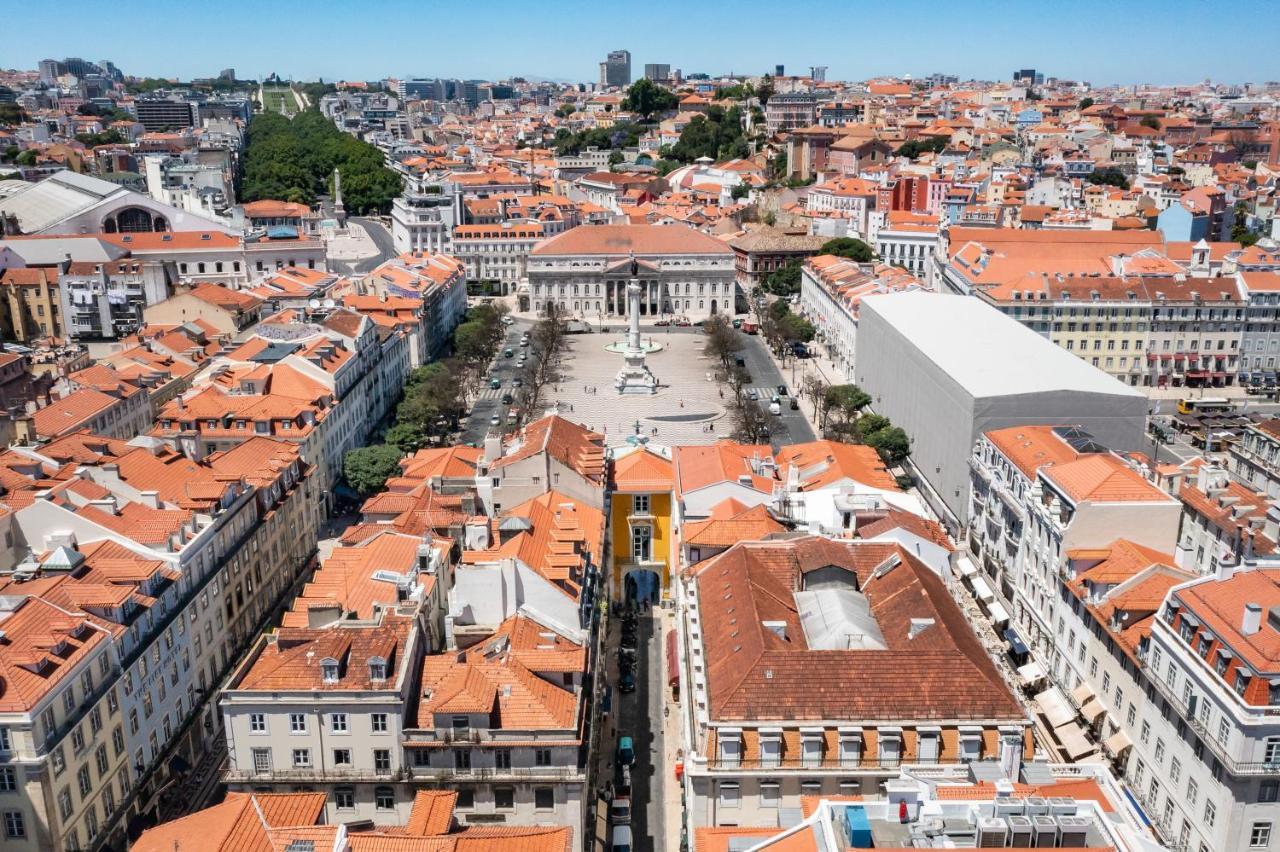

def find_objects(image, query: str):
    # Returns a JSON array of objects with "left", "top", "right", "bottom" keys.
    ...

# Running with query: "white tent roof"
[{"left": 859, "top": 291, "right": 1146, "bottom": 401}]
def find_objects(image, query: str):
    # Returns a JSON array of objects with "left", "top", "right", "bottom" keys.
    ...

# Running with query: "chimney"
[
  {"left": 138, "top": 490, "right": 160, "bottom": 509},
  {"left": 484, "top": 433, "right": 502, "bottom": 464},
  {"left": 1243, "top": 602, "right": 1263, "bottom": 636}
]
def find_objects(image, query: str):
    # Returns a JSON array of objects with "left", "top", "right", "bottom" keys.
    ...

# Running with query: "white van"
[{"left": 610, "top": 825, "right": 633, "bottom": 852}]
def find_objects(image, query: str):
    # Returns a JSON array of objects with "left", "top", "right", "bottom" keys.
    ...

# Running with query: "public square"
[{"left": 462, "top": 318, "right": 818, "bottom": 448}]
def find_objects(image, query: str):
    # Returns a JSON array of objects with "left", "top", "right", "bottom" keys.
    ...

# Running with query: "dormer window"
[
  {"left": 369, "top": 657, "right": 387, "bottom": 682},
  {"left": 320, "top": 657, "right": 340, "bottom": 684}
]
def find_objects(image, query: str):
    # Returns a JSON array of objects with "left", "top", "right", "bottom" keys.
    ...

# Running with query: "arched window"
[
  {"left": 115, "top": 207, "right": 155, "bottom": 233},
  {"left": 197, "top": 262, "right": 206, "bottom": 274}
]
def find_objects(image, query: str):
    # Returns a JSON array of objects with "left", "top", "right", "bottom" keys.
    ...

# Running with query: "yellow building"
[
  {"left": 0, "top": 267, "right": 65, "bottom": 342},
  {"left": 608, "top": 445, "right": 676, "bottom": 602}
]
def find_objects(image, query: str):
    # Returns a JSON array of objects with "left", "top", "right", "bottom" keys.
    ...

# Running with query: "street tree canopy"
[
  {"left": 819, "top": 237, "right": 874, "bottom": 262},
  {"left": 344, "top": 444, "right": 404, "bottom": 495},
  {"left": 622, "top": 78, "right": 678, "bottom": 120}
]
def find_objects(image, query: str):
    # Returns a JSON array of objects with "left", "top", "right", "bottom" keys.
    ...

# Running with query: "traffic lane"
[
  {"left": 458, "top": 320, "right": 536, "bottom": 444},
  {"left": 615, "top": 610, "right": 661, "bottom": 852},
  {"left": 734, "top": 333, "right": 816, "bottom": 447}
]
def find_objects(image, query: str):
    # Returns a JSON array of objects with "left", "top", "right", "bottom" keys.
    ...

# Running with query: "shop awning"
[
  {"left": 1003, "top": 627, "right": 1029, "bottom": 657},
  {"left": 986, "top": 601, "right": 1010, "bottom": 628},
  {"left": 956, "top": 557, "right": 978, "bottom": 578},
  {"left": 1017, "top": 661, "right": 1045, "bottom": 687},
  {"left": 666, "top": 629, "right": 679, "bottom": 687},
  {"left": 1070, "top": 682, "right": 1095, "bottom": 707},
  {"left": 1104, "top": 729, "right": 1133, "bottom": 758},
  {"left": 970, "top": 576, "right": 995, "bottom": 603},
  {"left": 1054, "top": 721, "right": 1096, "bottom": 760},
  {"left": 1035, "top": 686, "right": 1075, "bottom": 729},
  {"left": 1080, "top": 697, "right": 1107, "bottom": 725}
]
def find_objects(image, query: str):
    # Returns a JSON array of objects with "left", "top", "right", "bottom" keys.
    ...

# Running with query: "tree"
[
  {"left": 1085, "top": 168, "right": 1129, "bottom": 189},
  {"left": 621, "top": 78, "right": 678, "bottom": 120},
  {"left": 1078, "top": 97, "right": 1094, "bottom": 111},
  {"left": 555, "top": 104, "right": 577, "bottom": 119},
  {"left": 1139, "top": 115, "right": 1161, "bottom": 130},
  {"left": 896, "top": 136, "right": 948, "bottom": 159},
  {"left": 14, "top": 149, "right": 37, "bottom": 166},
  {"left": 801, "top": 373, "right": 831, "bottom": 427},
  {"left": 755, "top": 75, "right": 775, "bottom": 107},
  {"left": 385, "top": 420, "right": 429, "bottom": 453},
  {"left": 762, "top": 260, "right": 802, "bottom": 297},
  {"left": 730, "top": 183, "right": 750, "bottom": 200},
  {"left": 344, "top": 445, "right": 403, "bottom": 495},
  {"left": 668, "top": 106, "right": 749, "bottom": 163},
  {"left": 824, "top": 385, "right": 870, "bottom": 429},
  {"left": 819, "top": 237, "right": 874, "bottom": 262},
  {"left": 855, "top": 413, "right": 890, "bottom": 439},
  {"left": 76, "top": 129, "right": 126, "bottom": 148},
  {"left": 608, "top": 150, "right": 624, "bottom": 167},
  {"left": 865, "top": 426, "right": 911, "bottom": 465},
  {"left": 0, "top": 103, "right": 28, "bottom": 126}
]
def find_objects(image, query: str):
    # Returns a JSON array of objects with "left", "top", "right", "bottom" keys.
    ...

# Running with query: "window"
[
  {"left": 1169, "top": 757, "right": 1181, "bottom": 785},
  {"left": 335, "top": 788, "right": 355, "bottom": 810},
  {"left": 371, "top": 713, "right": 388, "bottom": 733},
  {"left": 1187, "top": 778, "right": 1198, "bottom": 807},
  {"left": 632, "top": 494, "right": 650, "bottom": 514},
  {"left": 534, "top": 787, "right": 554, "bottom": 810},
  {"left": 112, "top": 727, "right": 125, "bottom": 758},
  {"left": 495, "top": 748, "right": 512, "bottom": 770},
  {"left": 96, "top": 745, "right": 109, "bottom": 776},
  {"left": 58, "top": 788, "right": 73, "bottom": 820},
  {"left": 0, "top": 768, "right": 14, "bottom": 793},
  {"left": 332, "top": 748, "right": 352, "bottom": 766},
  {"left": 290, "top": 714, "right": 307, "bottom": 734},
  {"left": 252, "top": 748, "right": 272, "bottom": 774},
  {"left": 375, "top": 786, "right": 394, "bottom": 810},
  {"left": 4, "top": 811, "right": 25, "bottom": 838},
  {"left": 0, "top": 727, "right": 9, "bottom": 753},
  {"left": 292, "top": 749, "right": 311, "bottom": 768},
  {"left": 1261, "top": 781, "right": 1279, "bottom": 804},
  {"left": 1251, "top": 822, "right": 1272, "bottom": 848},
  {"left": 374, "top": 749, "right": 391, "bottom": 772},
  {"left": 320, "top": 658, "right": 339, "bottom": 683},
  {"left": 249, "top": 714, "right": 266, "bottom": 734},
  {"left": 494, "top": 787, "right": 515, "bottom": 809},
  {"left": 1140, "top": 720, "right": 1151, "bottom": 744},
  {"left": 330, "top": 713, "right": 348, "bottom": 733},
  {"left": 760, "top": 781, "right": 781, "bottom": 804},
  {"left": 719, "top": 782, "right": 740, "bottom": 807},
  {"left": 454, "top": 750, "right": 471, "bottom": 771},
  {"left": 631, "top": 524, "right": 651, "bottom": 561},
  {"left": 1205, "top": 800, "right": 1217, "bottom": 828},
  {"left": 77, "top": 765, "right": 92, "bottom": 797},
  {"left": 368, "top": 658, "right": 387, "bottom": 681}
]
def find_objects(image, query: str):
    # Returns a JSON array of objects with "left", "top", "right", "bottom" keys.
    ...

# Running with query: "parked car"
[
  {"left": 654, "top": 319, "right": 671, "bottom": 327},
  {"left": 791, "top": 342, "right": 809, "bottom": 358},
  {"left": 609, "top": 796, "right": 632, "bottom": 825},
  {"left": 619, "top": 671, "right": 636, "bottom": 693},
  {"left": 617, "top": 737, "right": 635, "bottom": 766},
  {"left": 501, "top": 393, "right": 513, "bottom": 405},
  {"left": 789, "top": 397, "right": 800, "bottom": 410},
  {"left": 769, "top": 400, "right": 782, "bottom": 416},
  {"left": 776, "top": 385, "right": 788, "bottom": 396},
  {"left": 489, "top": 377, "right": 501, "bottom": 389},
  {"left": 732, "top": 318, "right": 743, "bottom": 329},
  {"left": 488, "top": 415, "right": 501, "bottom": 427},
  {"left": 747, "top": 388, "right": 759, "bottom": 401},
  {"left": 506, "top": 408, "right": 520, "bottom": 425},
  {"left": 675, "top": 318, "right": 692, "bottom": 327},
  {"left": 501, "top": 315, "right": 515, "bottom": 325},
  {"left": 503, "top": 348, "right": 514, "bottom": 358},
  {"left": 512, "top": 377, "right": 523, "bottom": 387}
]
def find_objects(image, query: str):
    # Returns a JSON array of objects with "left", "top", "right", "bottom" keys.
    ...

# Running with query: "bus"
[{"left": 1177, "top": 397, "right": 1233, "bottom": 416}]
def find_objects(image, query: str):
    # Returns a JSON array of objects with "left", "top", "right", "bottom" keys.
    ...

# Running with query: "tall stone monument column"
[{"left": 615, "top": 253, "right": 659, "bottom": 395}]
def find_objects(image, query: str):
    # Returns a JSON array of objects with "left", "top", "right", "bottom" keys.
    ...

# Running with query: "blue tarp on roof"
[{"left": 266, "top": 225, "right": 298, "bottom": 239}]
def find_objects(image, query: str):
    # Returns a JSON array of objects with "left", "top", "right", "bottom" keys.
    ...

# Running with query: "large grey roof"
[
  {"left": 0, "top": 171, "right": 124, "bottom": 233},
  {"left": 859, "top": 290, "right": 1145, "bottom": 401},
  {"left": 0, "top": 236, "right": 127, "bottom": 264}
]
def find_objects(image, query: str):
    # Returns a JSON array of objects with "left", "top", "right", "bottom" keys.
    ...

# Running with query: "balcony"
[
  {"left": 225, "top": 766, "right": 402, "bottom": 782},
  {"left": 404, "top": 765, "right": 583, "bottom": 782},
  {"left": 702, "top": 756, "right": 949, "bottom": 772}
]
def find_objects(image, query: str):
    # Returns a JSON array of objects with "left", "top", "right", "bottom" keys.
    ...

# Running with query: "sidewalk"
[{"left": 657, "top": 604, "right": 683, "bottom": 852}]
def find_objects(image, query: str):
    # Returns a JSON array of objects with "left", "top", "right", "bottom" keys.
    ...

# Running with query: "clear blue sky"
[{"left": 8, "top": 0, "right": 1278, "bottom": 86}]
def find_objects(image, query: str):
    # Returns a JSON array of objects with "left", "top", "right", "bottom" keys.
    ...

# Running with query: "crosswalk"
[{"left": 745, "top": 386, "right": 783, "bottom": 401}]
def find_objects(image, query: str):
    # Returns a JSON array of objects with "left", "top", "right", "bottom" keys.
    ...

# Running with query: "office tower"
[
  {"left": 645, "top": 63, "right": 671, "bottom": 82},
  {"left": 602, "top": 49, "right": 631, "bottom": 87},
  {"left": 775, "top": 64, "right": 785, "bottom": 77}
]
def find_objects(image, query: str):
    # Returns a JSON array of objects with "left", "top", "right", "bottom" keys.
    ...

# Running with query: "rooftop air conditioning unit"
[
  {"left": 1057, "top": 815, "right": 1091, "bottom": 848},
  {"left": 975, "top": 817, "right": 1008, "bottom": 848},
  {"left": 1049, "top": 796, "right": 1077, "bottom": 816},
  {"left": 1032, "top": 814, "right": 1058, "bottom": 847},
  {"left": 993, "top": 797, "right": 1025, "bottom": 818},
  {"left": 1008, "top": 815, "right": 1033, "bottom": 847},
  {"left": 1024, "top": 796, "right": 1050, "bottom": 815}
]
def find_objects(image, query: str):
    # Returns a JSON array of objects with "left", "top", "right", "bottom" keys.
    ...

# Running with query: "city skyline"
[{"left": 8, "top": 0, "right": 1280, "bottom": 86}]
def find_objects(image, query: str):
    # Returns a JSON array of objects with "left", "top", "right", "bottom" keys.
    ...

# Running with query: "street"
[
  {"left": 609, "top": 604, "right": 666, "bottom": 852},
  {"left": 457, "top": 316, "right": 536, "bottom": 446}
]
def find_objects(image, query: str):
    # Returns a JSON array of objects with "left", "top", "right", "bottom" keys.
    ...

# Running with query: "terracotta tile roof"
[
  {"left": 238, "top": 618, "right": 412, "bottom": 691},
  {"left": 403, "top": 791, "right": 457, "bottom": 836},
  {"left": 1179, "top": 479, "right": 1279, "bottom": 555},
  {"left": 281, "top": 531, "right": 424, "bottom": 626},
  {"left": 984, "top": 425, "right": 1081, "bottom": 478},
  {"left": 31, "top": 388, "right": 120, "bottom": 438},
  {"left": 674, "top": 441, "right": 775, "bottom": 496},
  {"left": 0, "top": 596, "right": 109, "bottom": 712},
  {"left": 688, "top": 537, "right": 1025, "bottom": 722},
  {"left": 493, "top": 415, "right": 606, "bottom": 483},
  {"left": 856, "top": 509, "right": 954, "bottom": 551},
  {"left": 609, "top": 447, "right": 674, "bottom": 492},
  {"left": 776, "top": 440, "right": 899, "bottom": 492},
  {"left": 682, "top": 503, "right": 785, "bottom": 550},
  {"left": 465, "top": 613, "right": 586, "bottom": 674},
  {"left": 418, "top": 651, "right": 577, "bottom": 730},
  {"left": 1042, "top": 454, "right": 1172, "bottom": 504},
  {"left": 1174, "top": 569, "right": 1280, "bottom": 693},
  {"left": 530, "top": 224, "right": 733, "bottom": 257},
  {"left": 131, "top": 791, "right": 327, "bottom": 852}
]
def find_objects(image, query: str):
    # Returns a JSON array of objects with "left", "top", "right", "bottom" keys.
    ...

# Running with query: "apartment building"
[
  {"left": 449, "top": 222, "right": 543, "bottom": 295},
  {"left": 873, "top": 211, "right": 939, "bottom": 278},
  {"left": 1231, "top": 419, "right": 1280, "bottom": 499},
  {"left": 676, "top": 536, "right": 1032, "bottom": 829},
  {"left": 1239, "top": 270, "right": 1280, "bottom": 381},
  {"left": 798, "top": 255, "right": 922, "bottom": 381},
  {"left": 364, "top": 251, "right": 468, "bottom": 358},
  {"left": 0, "top": 430, "right": 319, "bottom": 850},
  {"left": 764, "top": 92, "right": 816, "bottom": 135},
  {"left": 967, "top": 425, "right": 1181, "bottom": 677},
  {"left": 25, "top": 381, "right": 152, "bottom": 445},
  {"left": 58, "top": 259, "right": 169, "bottom": 341},
  {"left": 1139, "top": 567, "right": 1280, "bottom": 852},
  {"left": 391, "top": 189, "right": 458, "bottom": 255},
  {"left": 0, "top": 267, "right": 64, "bottom": 343},
  {"left": 1174, "top": 464, "right": 1278, "bottom": 574}
]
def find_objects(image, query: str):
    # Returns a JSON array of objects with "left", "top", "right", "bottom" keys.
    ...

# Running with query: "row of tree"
[
  {"left": 241, "top": 109, "right": 402, "bottom": 213},
  {"left": 803, "top": 382, "right": 911, "bottom": 465},
  {"left": 342, "top": 303, "right": 511, "bottom": 495}
]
